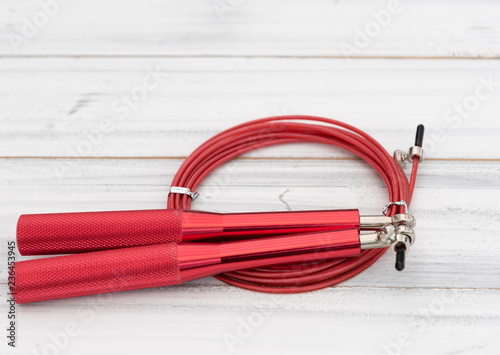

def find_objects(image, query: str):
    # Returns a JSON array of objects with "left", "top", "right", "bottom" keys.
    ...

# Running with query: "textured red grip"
[
  {"left": 17, "top": 209, "right": 183, "bottom": 255},
  {"left": 14, "top": 243, "right": 180, "bottom": 304}
]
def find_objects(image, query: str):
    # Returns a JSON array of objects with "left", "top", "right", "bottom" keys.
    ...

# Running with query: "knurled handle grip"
[
  {"left": 14, "top": 243, "right": 181, "bottom": 304},
  {"left": 17, "top": 209, "right": 183, "bottom": 255}
]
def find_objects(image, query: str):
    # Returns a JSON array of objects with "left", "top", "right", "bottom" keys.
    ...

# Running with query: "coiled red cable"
[{"left": 167, "top": 115, "right": 420, "bottom": 293}]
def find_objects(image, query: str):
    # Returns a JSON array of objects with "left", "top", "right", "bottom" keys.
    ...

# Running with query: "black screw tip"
[
  {"left": 415, "top": 124, "right": 425, "bottom": 147},
  {"left": 395, "top": 244, "right": 406, "bottom": 271}
]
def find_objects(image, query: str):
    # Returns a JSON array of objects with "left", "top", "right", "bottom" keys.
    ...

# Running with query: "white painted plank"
[
  {"left": 1, "top": 57, "right": 500, "bottom": 159},
  {"left": 0, "top": 286, "right": 498, "bottom": 355},
  {"left": 1, "top": 158, "right": 499, "bottom": 289},
  {"left": 1, "top": 0, "right": 498, "bottom": 353},
  {"left": 1, "top": 0, "right": 500, "bottom": 58}
]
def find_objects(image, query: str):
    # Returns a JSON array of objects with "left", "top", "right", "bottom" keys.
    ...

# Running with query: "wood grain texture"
[
  {"left": 0, "top": 158, "right": 499, "bottom": 290},
  {"left": 1, "top": 286, "right": 498, "bottom": 355},
  {"left": 1, "top": 1, "right": 499, "bottom": 354},
  {"left": 1, "top": 57, "right": 499, "bottom": 159},
  {"left": 1, "top": 0, "right": 500, "bottom": 58}
]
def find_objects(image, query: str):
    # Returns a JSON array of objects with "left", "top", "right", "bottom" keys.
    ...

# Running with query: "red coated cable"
[{"left": 167, "top": 115, "right": 420, "bottom": 293}]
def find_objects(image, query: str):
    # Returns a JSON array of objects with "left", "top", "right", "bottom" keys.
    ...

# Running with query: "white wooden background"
[{"left": 1, "top": 0, "right": 499, "bottom": 354}]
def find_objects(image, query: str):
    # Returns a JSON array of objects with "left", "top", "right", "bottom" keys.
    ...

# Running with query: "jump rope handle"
[
  {"left": 14, "top": 243, "right": 182, "bottom": 304},
  {"left": 17, "top": 209, "right": 184, "bottom": 255},
  {"left": 17, "top": 209, "right": 361, "bottom": 255}
]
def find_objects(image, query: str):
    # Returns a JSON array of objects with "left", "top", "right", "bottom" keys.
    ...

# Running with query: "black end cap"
[
  {"left": 395, "top": 244, "right": 406, "bottom": 271},
  {"left": 415, "top": 124, "right": 425, "bottom": 147}
]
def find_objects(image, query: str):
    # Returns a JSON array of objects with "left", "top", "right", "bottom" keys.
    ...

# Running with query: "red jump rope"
[{"left": 13, "top": 116, "right": 424, "bottom": 303}]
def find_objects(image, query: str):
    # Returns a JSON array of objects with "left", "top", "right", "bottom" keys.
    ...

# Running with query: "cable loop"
[
  {"left": 382, "top": 201, "right": 408, "bottom": 216},
  {"left": 167, "top": 116, "right": 419, "bottom": 293}
]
